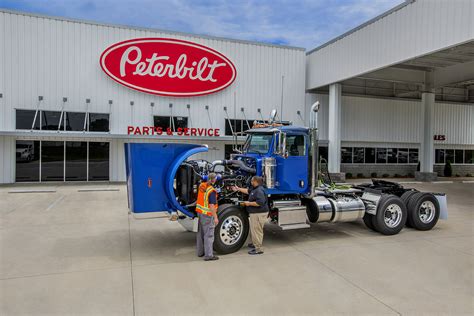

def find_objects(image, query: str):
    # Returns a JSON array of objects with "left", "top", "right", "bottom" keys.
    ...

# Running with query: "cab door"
[{"left": 275, "top": 134, "right": 308, "bottom": 193}]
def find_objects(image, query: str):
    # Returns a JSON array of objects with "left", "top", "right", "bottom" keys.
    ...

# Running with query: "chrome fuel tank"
[{"left": 329, "top": 197, "right": 365, "bottom": 223}]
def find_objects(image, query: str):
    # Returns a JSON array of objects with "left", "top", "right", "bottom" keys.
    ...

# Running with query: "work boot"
[
  {"left": 248, "top": 249, "right": 264, "bottom": 255},
  {"left": 204, "top": 256, "right": 219, "bottom": 261}
]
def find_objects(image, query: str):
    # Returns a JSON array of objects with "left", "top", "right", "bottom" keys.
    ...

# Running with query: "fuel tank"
[{"left": 124, "top": 143, "right": 207, "bottom": 217}]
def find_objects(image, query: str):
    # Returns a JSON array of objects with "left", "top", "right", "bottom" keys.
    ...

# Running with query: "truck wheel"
[
  {"left": 363, "top": 213, "right": 377, "bottom": 232},
  {"left": 400, "top": 190, "right": 418, "bottom": 227},
  {"left": 213, "top": 204, "right": 249, "bottom": 255},
  {"left": 372, "top": 195, "right": 407, "bottom": 235},
  {"left": 406, "top": 192, "right": 440, "bottom": 231}
]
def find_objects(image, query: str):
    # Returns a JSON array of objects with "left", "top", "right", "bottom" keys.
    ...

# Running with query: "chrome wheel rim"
[
  {"left": 219, "top": 215, "right": 243, "bottom": 246},
  {"left": 384, "top": 204, "right": 403, "bottom": 228},
  {"left": 419, "top": 201, "right": 435, "bottom": 223}
]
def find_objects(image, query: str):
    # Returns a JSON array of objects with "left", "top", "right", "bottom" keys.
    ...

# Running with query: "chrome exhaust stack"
[{"left": 307, "top": 101, "right": 320, "bottom": 198}]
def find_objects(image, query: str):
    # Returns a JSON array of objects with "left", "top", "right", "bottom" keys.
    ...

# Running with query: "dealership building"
[{"left": 0, "top": 0, "right": 473, "bottom": 184}]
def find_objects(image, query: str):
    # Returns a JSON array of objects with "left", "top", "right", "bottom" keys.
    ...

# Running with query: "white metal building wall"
[
  {"left": 307, "top": 93, "right": 474, "bottom": 147},
  {"left": 306, "top": 0, "right": 474, "bottom": 89},
  {"left": 0, "top": 10, "right": 306, "bottom": 133}
]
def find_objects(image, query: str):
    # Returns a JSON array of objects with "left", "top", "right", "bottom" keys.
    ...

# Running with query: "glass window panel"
[
  {"left": 224, "top": 119, "right": 255, "bottom": 135},
  {"left": 353, "top": 147, "right": 364, "bottom": 163},
  {"left": 398, "top": 148, "right": 408, "bottom": 164},
  {"left": 435, "top": 149, "right": 445, "bottom": 164},
  {"left": 318, "top": 146, "right": 328, "bottom": 162},
  {"left": 89, "top": 113, "right": 110, "bottom": 132},
  {"left": 341, "top": 147, "right": 352, "bottom": 163},
  {"left": 41, "top": 141, "right": 64, "bottom": 181},
  {"left": 16, "top": 110, "right": 40, "bottom": 130},
  {"left": 387, "top": 148, "right": 398, "bottom": 163},
  {"left": 287, "top": 135, "right": 306, "bottom": 156},
  {"left": 41, "top": 111, "right": 62, "bottom": 130},
  {"left": 455, "top": 150, "right": 463, "bottom": 164},
  {"left": 365, "top": 148, "right": 375, "bottom": 163},
  {"left": 154, "top": 116, "right": 172, "bottom": 130},
  {"left": 66, "top": 142, "right": 87, "bottom": 181},
  {"left": 224, "top": 144, "right": 234, "bottom": 160},
  {"left": 173, "top": 117, "right": 188, "bottom": 129},
  {"left": 445, "top": 149, "right": 454, "bottom": 164},
  {"left": 464, "top": 150, "right": 474, "bottom": 164},
  {"left": 15, "top": 140, "right": 40, "bottom": 182},
  {"left": 409, "top": 148, "right": 419, "bottom": 164},
  {"left": 376, "top": 148, "right": 387, "bottom": 164},
  {"left": 88, "top": 142, "right": 109, "bottom": 181},
  {"left": 65, "top": 112, "right": 86, "bottom": 131}
]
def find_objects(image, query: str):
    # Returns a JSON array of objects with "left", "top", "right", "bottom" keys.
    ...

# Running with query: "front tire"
[
  {"left": 372, "top": 194, "right": 407, "bottom": 235},
  {"left": 213, "top": 204, "right": 249, "bottom": 254}
]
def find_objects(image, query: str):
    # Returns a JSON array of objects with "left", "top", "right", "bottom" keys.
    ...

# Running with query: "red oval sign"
[{"left": 100, "top": 38, "right": 237, "bottom": 97}]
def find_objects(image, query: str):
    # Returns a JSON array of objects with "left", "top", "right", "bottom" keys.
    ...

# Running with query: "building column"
[
  {"left": 328, "top": 83, "right": 345, "bottom": 181},
  {"left": 416, "top": 89, "right": 437, "bottom": 181}
]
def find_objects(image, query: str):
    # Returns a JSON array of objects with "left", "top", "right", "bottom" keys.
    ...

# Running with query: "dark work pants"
[{"left": 196, "top": 213, "right": 215, "bottom": 258}]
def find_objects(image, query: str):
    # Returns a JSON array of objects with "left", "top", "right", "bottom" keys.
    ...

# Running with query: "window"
[
  {"left": 244, "top": 134, "right": 272, "bottom": 154},
  {"left": 318, "top": 146, "right": 328, "bottom": 162},
  {"left": 88, "top": 142, "right": 110, "bottom": 180},
  {"left": 465, "top": 150, "right": 474, "bottom": 164},
  {"left": 41, "top": 141, "right": 64, "bottom": 181},
  {"left": 365, "top": 148, "right": 375, "bottom": 163},
  {"left": 66, "top": 142, "right": 87, "bottom": 181},
  {"left": 287, "top": 135, "right": 306, "bottom": 156},
  {"left": 435, "top": 149, "right": 445, "bottom": 164},
  {"left": 455, "top": 150, "right": 464, "bottom": 164},
  {"left": 225, "top": 144, "right": 235, "bottom": 160},
  {"left": 376, "top": 148, "right": 387, "bottom": 164},
  {"left": 353, "top": 147, "right": 364, "bottom": 163},
  {"left": 398, "top": 148, "right": 408, "bottom": 164},
  {"left": 65, "top": 112, "right": 86, "bottom": 131},
  {"left": 153, "top": 116, "right": 188, "bottom": 131},
  {"left": 41, "top": 111, "right": 62, "bottom": 130},
  {"left": 341, "top": 147, "right": 352, "bottom": 163},
  {"left": 225, "top": 119, "right": 253, "bottom": 135},
  {"left": 89, "top": 113, "right": 110, "bottom": 132},
  {"left": 15, "top": 141, "right": 40, "bottom": 182},
  {"left": 16, "top": 110, "right": 40, "bottom": 130},
  {"left": 387, "top": 148, "right": 397, "bottom": 163},
  {"left": 445, "top": 149, "right": 454, "bottom": 164},
  {"left": 409, "top": 148, "right": 419, "bottom": 164}
]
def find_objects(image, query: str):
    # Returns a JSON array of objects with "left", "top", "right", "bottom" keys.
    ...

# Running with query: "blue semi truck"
[{"left": 124, "top": 103, "right": 447, "bottom": 254}]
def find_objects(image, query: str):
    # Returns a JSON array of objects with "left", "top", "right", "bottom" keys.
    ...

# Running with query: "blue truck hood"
[{"left": 124, "top": 143, "right": 207, "bottom": 217}]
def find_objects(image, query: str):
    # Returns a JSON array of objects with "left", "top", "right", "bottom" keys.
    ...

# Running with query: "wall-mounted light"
[
  {"left": 86, "top": 98, "right": 91, "bottom": 104},
  {"left": 62, "top": 97, "right": 68, "bottom": 103},
  {"left": 223, "top": 106, "right": 227, "bottom": 111},
  {"left": 150, "top": 102, "right": 154, "bottom": 107},
  {"left": 130, "top": 101, "right": 134, "bottom": 106},
  {"left": 205, "top": 105, "right": 209, "bottom": 110},
  {"left": 186, "top": 104, "right": 190, "bottom": 109},
  {"left": 257, "top": 108, "right": 261, "bottom": 113},
  {"left": 38, "top": 96, "right": 43, "bottom": 101},
  {"left": 0, "top": 93, "right": 3, "bottom": 98},
  {"left": 169, "top": 103, "right": 173, "bottom": 108},
  {"left": 241, "top": 107, "right": 244, "bottom": 112},
  {"left": 297, "top": 110, "right": 301, "bottom": 115},
  {"left": 108, "top": 100, "right": 113, "bottom": 105}
]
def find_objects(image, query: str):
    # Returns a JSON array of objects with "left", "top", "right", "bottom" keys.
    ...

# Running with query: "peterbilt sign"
[{"left": 99, "top": 38, "right": 237, "bottom": 97}]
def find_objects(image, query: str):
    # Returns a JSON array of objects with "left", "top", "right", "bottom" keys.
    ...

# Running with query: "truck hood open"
[{"left": 124, "top": 143, "right": 208, "bottom": 217}]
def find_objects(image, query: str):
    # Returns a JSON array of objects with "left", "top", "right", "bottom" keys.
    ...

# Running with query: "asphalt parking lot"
[{"left": 1, "top": 181, "right": 473, "bottom": 315}]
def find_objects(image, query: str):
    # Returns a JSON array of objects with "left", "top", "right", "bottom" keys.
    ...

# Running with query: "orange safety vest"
[{"left": 196, "top": 182, "right": 217, "bottom": 216}]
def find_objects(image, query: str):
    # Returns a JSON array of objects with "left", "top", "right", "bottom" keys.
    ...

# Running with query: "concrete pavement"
[{"left": 1, "top": 182, "right": 473, "bottom": 315}]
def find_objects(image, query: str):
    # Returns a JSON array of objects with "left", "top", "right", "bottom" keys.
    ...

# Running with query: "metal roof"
[{"left": 0, "top": 8, "right": 305, "bottom": 51}]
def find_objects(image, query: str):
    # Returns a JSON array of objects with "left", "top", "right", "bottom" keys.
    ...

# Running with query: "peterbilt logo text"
[{"left": 100, "top": 38, "right": 237, "bottom": 97}]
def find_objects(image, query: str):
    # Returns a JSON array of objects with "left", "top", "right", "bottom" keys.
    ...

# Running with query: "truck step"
[{"left": 278, "top": 222, "right": 311, "bottom": 230}]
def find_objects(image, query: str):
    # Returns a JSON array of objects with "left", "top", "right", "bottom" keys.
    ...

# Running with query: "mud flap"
[{"left": 124, "top": 143, "right": 208, "bottom": 217}]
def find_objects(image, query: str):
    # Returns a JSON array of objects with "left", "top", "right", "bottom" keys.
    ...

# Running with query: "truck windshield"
[{"left": 243, "top": 134, "right": 273, "bottom": 154}]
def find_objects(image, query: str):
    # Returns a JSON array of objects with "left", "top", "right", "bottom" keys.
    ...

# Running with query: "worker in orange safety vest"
[{"left": 196, "top": 172, "right": 219, "bottom": 261}]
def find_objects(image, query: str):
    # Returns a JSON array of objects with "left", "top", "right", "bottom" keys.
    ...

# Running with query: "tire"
[
  {"left": 406, "top": 192, "right": 440, "bottom": 231},
  {"left": 213, "top": 204, "right": 249, "bottom": 254},
  {"left": 400, "top": 190, "right": 418, "bottom": 227},
  {"left": 363, "top": 213, "right": 377, "bottom": 231},
  {"left": 372, "top": 194, "right": 407, "bottom": 235}
]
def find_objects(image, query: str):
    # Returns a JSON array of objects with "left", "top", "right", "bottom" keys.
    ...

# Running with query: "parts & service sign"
[{"left": 99, "top": 38, "right": 237, "bottom": 97}]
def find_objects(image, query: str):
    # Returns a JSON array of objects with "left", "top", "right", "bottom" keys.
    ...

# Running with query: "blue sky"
[{"left": 1, "top": 0, "right": 404, "bottom": 49}]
